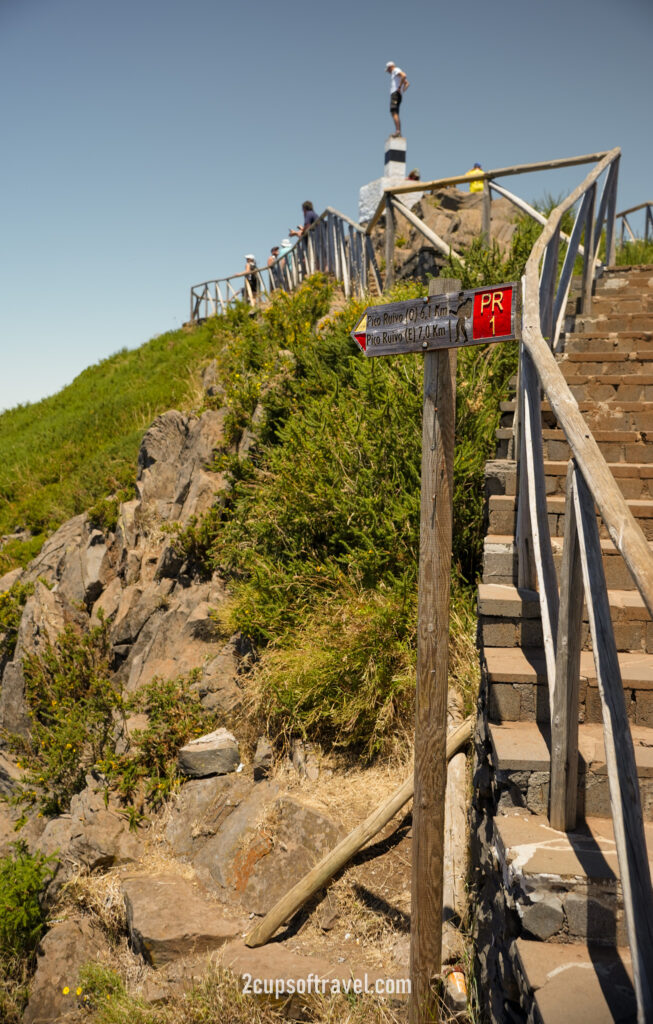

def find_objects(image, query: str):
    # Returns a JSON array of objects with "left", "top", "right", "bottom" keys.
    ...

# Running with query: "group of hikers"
[{"left": 242, "top": 200, "right": 318, "bottom": 305}]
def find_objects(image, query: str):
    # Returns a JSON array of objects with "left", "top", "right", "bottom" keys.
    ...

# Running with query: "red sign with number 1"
[{"left": 472, "top": 286, "right": 513, "bottom": 341}]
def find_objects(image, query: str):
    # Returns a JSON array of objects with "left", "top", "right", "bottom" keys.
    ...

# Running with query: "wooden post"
[
  {"left": 580, "top": 184, "right": 596, "bottom": 316},
  {"left": 572, "top": 464, "right": 653, "bottom": 1021},
  {"left": 385, "top": 194, "right": 395, "bottom": 291},
  {"left": 482, "top": 183, "right": 492, "bottom": 247},
  {"left": 409, "top": 277, "right": 459, "bottom": 1024},
  {"left": 549, "top": 461, "right": 583, "bottom": 831}
]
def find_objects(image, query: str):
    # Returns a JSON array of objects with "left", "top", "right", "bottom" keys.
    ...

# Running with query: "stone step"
[
  {"left": 500, "top": 398, "right": 653, "bottom": 433},
  {"left": 487, "top": 493, "right": 653, "bottom": 540},
  {"left": 485, "top": 458, "right": 653, "bottom": 500},
  {"left": 485, "top": 719, "right": 653, "bottom": 821},
  {"left": 495, "top": 812, "right": 653, "bottom": 949},
  {"left": 560, "top": 372, "right": 653, "bottom": 403},
  {"left": 479, "top": 582, "right": 652, "bottom": 657},
  {"left": 482, "top": 533, "right": 653, "bottom": 589},
  {"left": 560, "top": 348, "right": 653, "bottom": 372},
  {"left": 512, "top": 939, "right": 636, "bottom": 1023},
  {"left": 562, "top": 331, "right": 653, "bottom": 354},
  {"left": 599, "top": 266, "right": 653, "bottom": 290},
  {"left": 483, "top": 643, "right": 653, "bottom": 726},
  {"left": 587, "top": 293, "right": 653, "bottom": 315},
  {"left": 495, "top": 426, "right": 653, "bottom": 463},
  {"left": 574, "top": 312, "right": 653, "bottom": 333}
]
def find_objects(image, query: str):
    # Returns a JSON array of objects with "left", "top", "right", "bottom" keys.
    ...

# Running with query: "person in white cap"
[
  {"left": 385, "top": 61, "right": 409, "bottom": 137},
  {"left": 244, "top": 254, "right": 258, "bottom": 305}
]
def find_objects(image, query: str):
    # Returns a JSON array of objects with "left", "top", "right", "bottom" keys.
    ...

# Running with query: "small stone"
[
  {"left": 291, "top": 738, "right": 306, "bottom": 778},
  {"left": 253, "top": 737, "right": 273, "bottom": 781},
  {"left": 178, "top": 728, "right": 239, "bottom": 778},
  {"left": 520, "top": 894, "right": 564, "bottom": 940}
]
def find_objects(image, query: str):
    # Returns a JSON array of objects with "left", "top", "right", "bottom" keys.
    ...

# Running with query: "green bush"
[
  {"left": 0, "top": 842, "right": 55, "bottom": 959},
  {"left": 0, "top": 842, "right": 56, "bottom": 1024},
  {"left": 12, "top": 619, "right": 216, "bottom": 818},
  {"left": 101, "top": 672, "right": 213, "bottom": 811},
  {"left": 15, "top": 620, "right": 124, "bottom": 816},
  {"left": 0, "top": 582, "right": 34, "bottom": 665},
  {"left": 167, "top": 271, "right": 522, "bottom": 757}
]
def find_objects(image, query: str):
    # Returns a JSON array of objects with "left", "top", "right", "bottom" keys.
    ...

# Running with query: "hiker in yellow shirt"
[{"left": 465, "top": 162, "right": 484, "bottom": 193}]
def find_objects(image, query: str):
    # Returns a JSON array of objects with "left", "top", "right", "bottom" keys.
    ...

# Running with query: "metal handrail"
[
  {"left": 189, "top": 207, "right": 380, "bottom": 322},
  {"left": 516, "top": 146, "right": 653, "bottom": 1020}
]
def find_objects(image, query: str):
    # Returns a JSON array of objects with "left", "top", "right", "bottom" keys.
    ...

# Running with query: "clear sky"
[{"left": 1, "top": 0, "right": 651, "bottom": 412}]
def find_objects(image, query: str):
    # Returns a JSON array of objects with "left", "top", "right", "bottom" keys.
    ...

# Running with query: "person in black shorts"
[{"left": 385, "top": 61, "right": 410, "bottom": 137}]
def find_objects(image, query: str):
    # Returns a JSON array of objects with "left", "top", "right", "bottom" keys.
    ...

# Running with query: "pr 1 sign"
[{"left": 350, "top": 282, "right": 520, "bottom": 357}]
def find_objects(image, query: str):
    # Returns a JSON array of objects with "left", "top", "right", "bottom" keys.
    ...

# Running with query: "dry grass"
[{"left": 77, "top": 958, "right": 408, "bottom": 1024}]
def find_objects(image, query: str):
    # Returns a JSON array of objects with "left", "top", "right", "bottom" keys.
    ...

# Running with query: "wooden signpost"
[{"left": 352, "top": 278, "right": 521, "bottom": 1023}]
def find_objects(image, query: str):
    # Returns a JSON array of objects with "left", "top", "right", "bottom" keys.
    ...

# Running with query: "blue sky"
[{"left": 1, "top": 0, "right": 651, "bottom": 412}]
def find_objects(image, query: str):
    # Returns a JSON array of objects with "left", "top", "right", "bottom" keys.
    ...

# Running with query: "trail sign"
[{"left": 350, "top": 282, "right": 520, "bottom": 357}]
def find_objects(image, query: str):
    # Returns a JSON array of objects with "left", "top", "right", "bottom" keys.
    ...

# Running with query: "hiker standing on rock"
[{"left": 385, "top": 61, "right": 409, "bottom": 137}]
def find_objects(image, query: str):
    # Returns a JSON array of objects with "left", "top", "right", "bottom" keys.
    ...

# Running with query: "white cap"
[
  {"left": 385, "top": 61, "right": 394, "bottom": 69},
  {"left": 280, "top": 239, "right": 291, "bottom": 248},
  {"left": 244, "top": 254, "right": 255, "bottom": 261}
]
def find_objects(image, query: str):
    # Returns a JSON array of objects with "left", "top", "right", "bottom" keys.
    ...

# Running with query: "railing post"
[
  {"left": 604, "top": 156, "right": 620, "bottom": 267},
  {"left": 384, "top": 194, "right": 395, "bottom": 291},
  {"left": 482, "top": 182, "right": 492, "bottom": 247},
  {"left": 550, "top": 461, "right": 583, "bottom": 831},
  {"left": 572, "top": 464, "right": 653, "bottom": 1021},
  {"left": 520, "top": 347, "right": 559, "bottom": 690},
  {"left": 580, "top": 184, "right": 596, "bottom": 315},
  {"left": 539, "top": 225, "right": 560, "bottom": 344}
]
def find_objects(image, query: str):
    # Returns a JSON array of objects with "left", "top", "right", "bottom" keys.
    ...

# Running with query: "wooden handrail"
[
  {"left": 521, "top": 150, "right": 653, "bottom": 614},
  {"left": 365, "top": 150, "right": 611, "bottom": 233},
  {"left": 617, "top": 201, "right": 653, "bottom": 218},
  {"left": 519, "top": 145, "right": 653, "bottom": 1020}
]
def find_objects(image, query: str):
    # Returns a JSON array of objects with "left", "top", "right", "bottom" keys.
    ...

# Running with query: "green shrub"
[
  {"left": 0, "top": 582, "right": 34, "bottom": 664},
  {"left": 12, "top": 618, "right": 215, "bottom": 817},
  {"left": 0, "top": 842, "right": 55, "bottom": 959},
  {"left": 101, "top": 672, "right": 213, "bottom": 810},
  {"left": 166, "top": 274, "right": 520, "bottom": 757},
  {"left": 14, "top": 620, "right": 124, "bottom": 816},
  {"left": 0, "top": 842, "right": 56, "bottom": 1024}
]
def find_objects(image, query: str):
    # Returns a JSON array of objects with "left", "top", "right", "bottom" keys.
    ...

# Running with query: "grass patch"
[
  {"left": 616, "top": 238, "right": 653, "bottom": 265},
  {"left": 77, "top": 962, "right": 404, "bottom": 1024},
  {"left": 0, "top": 322, "right": 221, "bottom": 574}
]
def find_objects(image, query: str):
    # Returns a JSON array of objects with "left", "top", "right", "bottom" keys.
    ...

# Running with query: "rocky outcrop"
[
  {"left": 122, "top": 874, "right": 244, "bottom": 967},
  {"left": 37, "top": 773, "right": 141, "bottom": 874},
  {"left": 373, "top": 187, "right": 519, "bottom": 285},
  {"left": 1, "top": 406, "right": 243, "bottom": 751},
  {"left": 23, "top": 917, "right": 109, "bottom": 1024},
  {"left": 0, "top": 580, "right": 67, "bottom": 738}
]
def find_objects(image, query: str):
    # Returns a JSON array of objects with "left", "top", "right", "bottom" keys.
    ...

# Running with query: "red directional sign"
[{"left": 350, "top": 282, "right": 520, "bottom": 357}]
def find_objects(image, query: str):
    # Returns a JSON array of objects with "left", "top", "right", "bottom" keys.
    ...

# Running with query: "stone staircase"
[{"left": 473, "top": 265, "right": 653, "bottom": 1023}]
